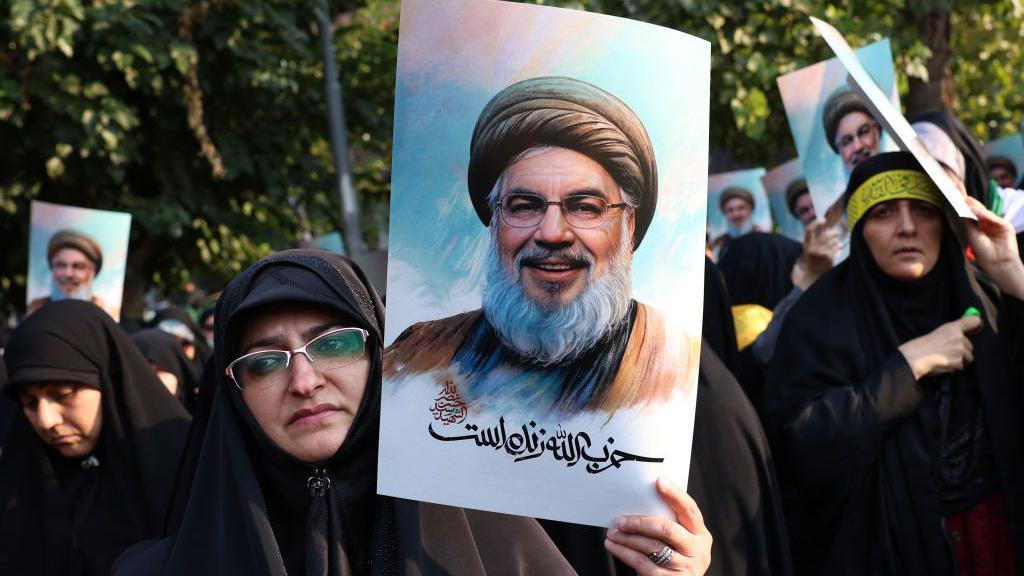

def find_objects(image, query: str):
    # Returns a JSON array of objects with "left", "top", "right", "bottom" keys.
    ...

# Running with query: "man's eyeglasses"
[
  {"left": 225, "top": 327, "right": 369, "bottom": 391},
  {"left": 498, "top": 193, "right": 630, "bottom": 229},
  {"left": 52, "top": 260, "right": 94, "bottom": 273}
]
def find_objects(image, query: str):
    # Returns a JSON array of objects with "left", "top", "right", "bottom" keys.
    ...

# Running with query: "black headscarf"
[
  {"left": 132, "top": 328, "right": 199, "bottom": 412},
  {"left": 717, "top": 232, "right": 802, "bottom": 310},
  {"left": 0, "top": 301, "right": 191, "bottom": 576},
  {"left": 114, "top": 250, "right": 575, "bottom": 576},
  {"left": 763, "top": 152, "right": 1024, "bottom": 575},
  {"left": 152, "top": 306, "right": 212, "bottom": 376},
  {"left": 541, "top": 340, "right": 794, "bottom": 576}
]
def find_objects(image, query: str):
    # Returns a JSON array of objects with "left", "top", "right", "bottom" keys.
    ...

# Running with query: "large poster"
[
  {"left": 706, "top": 167, "right": 771, "bottom": 245},
  {"left": 379, "top": 0, "right": 709, "bottom": 527},
  {"left": 26, "top": 201, "right": 132, "bottom": 321},
  {"left": 762, "top": 159, "right": 807, "bottom": 242},
  {"left": 809, "top": 17, "right": 973, "bottom": 220},
  {"left": 777, "top": 38, "right": 899, "bottom": 224}
]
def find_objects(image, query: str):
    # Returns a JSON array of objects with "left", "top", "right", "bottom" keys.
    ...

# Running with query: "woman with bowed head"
[
  {"left": 0, "top": 300, "right": 191, "bottom": 576},
  {"left": 764, "top": 152, "right": 1024, "bottom": 575},
  {"left": 115, "top": 249, "right": 712, "bottom": 576},
  {"left": 132, "top": 327, "right": 201, "bottom": 412}
]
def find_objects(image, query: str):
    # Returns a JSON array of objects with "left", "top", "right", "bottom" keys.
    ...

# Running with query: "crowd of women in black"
[{"left": 3, "top": 128, "right": 1024, "bottom": 574}]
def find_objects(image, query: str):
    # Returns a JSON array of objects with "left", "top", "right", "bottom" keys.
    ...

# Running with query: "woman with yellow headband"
[{"left": 763, "top": 151, "right": 1024, "bottom": 575}]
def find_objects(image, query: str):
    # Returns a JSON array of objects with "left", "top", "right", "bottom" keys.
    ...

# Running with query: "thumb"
[{"left": 957, "top": 314, "right": 983, "bottom": 335}]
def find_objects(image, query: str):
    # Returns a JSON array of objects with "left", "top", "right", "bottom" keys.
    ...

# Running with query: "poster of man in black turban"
[
  {"left": 776, "top": 38, "right": 900, "bottom": 260},
  {"left": 378, "top": 0, "right": 710, "bottom": 526},
  {"left": 25, "top": 201, "right": 132, "bottom": 321}
]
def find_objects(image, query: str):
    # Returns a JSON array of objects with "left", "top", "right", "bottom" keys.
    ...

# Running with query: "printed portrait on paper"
[{"left": 378, "top": 0, "right": 709, "bottom": 526}]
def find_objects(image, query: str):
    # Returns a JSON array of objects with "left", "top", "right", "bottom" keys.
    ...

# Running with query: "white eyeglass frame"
[{"left": 225, "top": 327, "right": 369, "bottom": 391}]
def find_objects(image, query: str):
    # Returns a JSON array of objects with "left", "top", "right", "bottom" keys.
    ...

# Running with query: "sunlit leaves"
[{"left": 0, "top": 0, "right": 400, "bottom": 312}]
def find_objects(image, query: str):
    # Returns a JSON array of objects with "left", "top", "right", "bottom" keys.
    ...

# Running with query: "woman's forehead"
[
  {"left": 18, "top": 380, "right": 90, "bottom": 397},
  {"left": 236, "top": 303, "right": 356, "bottom": 348}
]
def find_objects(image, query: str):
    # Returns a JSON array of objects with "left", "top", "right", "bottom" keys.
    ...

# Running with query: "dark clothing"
[
  {"left": 707, "top": 249, "right": 772, "bottom": 408},
  {"left": 152, "top": 306, "right": 211, "bottom": 379},
  {"left": 132, "top": 328, "right": 199, "bottom": 412},
  {"left": 689, "top": 341, "right": 794, "bottom": 576},
  {"left": 0, "top": 355, "right": 14, "bottom": 466},
  {"left": 718, "top": 232, "right": 802, "bottom": 311},
  {"left": 541, "top": 341, "right": 793, "bottom": 576},
  {"left": 763, "top": 215, "right": 1024, "bottom": 575},
  {"left": 0, "top": 301, "right": 191, "bottom": 576},
  {"left": 704, "top": 257, "right": 740, "bottom": 374},
  {"left": 114, "top": 250, "right": 575, "bottom": 576}
]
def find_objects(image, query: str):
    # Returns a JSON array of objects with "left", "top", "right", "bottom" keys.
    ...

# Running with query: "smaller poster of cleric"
[
  {"left": 26, "top": 201, "right": 132, "bottom": 321},
  {"left": 379, "top": 0, "right": 709, "bottom": 526},
  {"left": 706, "top": 168, "right": 771, "bottom": 259},
  {"left": 777, "top": 38, "right": 899, "bottom": 257}
]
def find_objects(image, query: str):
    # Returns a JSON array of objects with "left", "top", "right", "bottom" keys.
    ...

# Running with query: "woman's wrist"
[{"left": 986, "top": 260, "right": 1024, "bottom": 301}]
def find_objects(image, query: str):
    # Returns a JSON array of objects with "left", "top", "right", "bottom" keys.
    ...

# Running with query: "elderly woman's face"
[
  {"left": 862, "top": 199, "right": 943, "bottom": 281},
  {"left": 18, "top": 381, "right": 103, "bottom": 459},
  {"left": 236, "top": 304, "right": 370, "bottom": 464}
]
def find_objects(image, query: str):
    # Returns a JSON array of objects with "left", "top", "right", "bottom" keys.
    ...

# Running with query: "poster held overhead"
[
  {"left": 777, "top": 38, "right": 898, "bottom": 226},
  {"left": 809, "top": 16, "right": 974, "bottom": 220},
  {"left": 777, "top": 37, "right": 899, "bottom": 261},
  {"left": 380, "top": 0, "right": 709, "bottom": 527},
  {"left": 26, "top": 201, "right": 132, "bottom": 321}
]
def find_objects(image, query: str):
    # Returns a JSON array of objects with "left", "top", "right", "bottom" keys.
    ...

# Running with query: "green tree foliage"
[
  {"left": 0, "top": 0, "right": 398, "bottom": 316},
  {"left": 953, "top": 1, "right": 1024, "bottom": 139},
  {"left": 544, "top": 0, "right": 1023, "bottom": 168},
  {"left": 1, "top": 0, "right": 1020, "bottom": 316}
]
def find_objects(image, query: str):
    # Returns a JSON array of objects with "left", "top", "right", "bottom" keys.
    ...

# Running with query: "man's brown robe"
[{"left": 384, "top": 302, "right": 697, "bottom": 415}]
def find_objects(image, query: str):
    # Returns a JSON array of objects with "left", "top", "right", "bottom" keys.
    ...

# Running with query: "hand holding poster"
[
  {"left": 26, "top": 201, "right": 132, "bottom": 321},
  {"left": 379, "top": 0, "right": 709, "bottom": 527}
]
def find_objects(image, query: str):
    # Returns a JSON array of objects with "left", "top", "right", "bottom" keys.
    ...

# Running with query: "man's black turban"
[
  {"left": 822, "top": 87, "right": 873, "bottom": 154},
  {"left": 719, "top": 186, "right": 755, "bottom": 211},
  {"left": 48, "top": 229, "right": 103, "bottom": 273},
  {"left": 468, "top": 76, "right": 658, "bottom": 250}
]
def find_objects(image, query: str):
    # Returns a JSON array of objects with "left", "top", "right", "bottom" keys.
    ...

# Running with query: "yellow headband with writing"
[{"left": 846, "top": 169, "right": 945, "bottom": 230}]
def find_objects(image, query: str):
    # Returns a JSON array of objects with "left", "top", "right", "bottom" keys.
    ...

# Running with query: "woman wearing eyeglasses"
[
  {"left": 0, "top": 301, "right": 191, "bottom": 576},
  {"left": 114, "top": 249, "right": 712, "bottom": 576}
]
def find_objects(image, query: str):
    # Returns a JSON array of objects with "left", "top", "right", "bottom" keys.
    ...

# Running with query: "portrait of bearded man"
[
  {"left": 27, "top": 229, "right": 108, "bottom": 316},
  {"left": 384, "top": 76, "right": 691, "bottom": 418},
  {"left": 823, "top": 85, "right": 882, "bottom": 176}
]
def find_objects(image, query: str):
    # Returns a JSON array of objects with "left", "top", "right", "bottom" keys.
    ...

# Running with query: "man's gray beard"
[
  {"left": 51, "top": 278, "right": 93, "bottom": 302},
  {"left": 481, "top": 219, "right": 633, "bottom": 366}
]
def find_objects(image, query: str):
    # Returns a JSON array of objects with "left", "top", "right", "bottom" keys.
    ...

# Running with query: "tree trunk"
[{"left": 905, "top": 6, "right": 955, "bottom": 116}]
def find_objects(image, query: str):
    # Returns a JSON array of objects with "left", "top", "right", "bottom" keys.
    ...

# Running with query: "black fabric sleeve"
[
  {"left": 771, "top": 353, "right": 922, "bottom": 495},
  {"left": 1003, "top": 295, "right": 1024, "bottom": 384}
]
